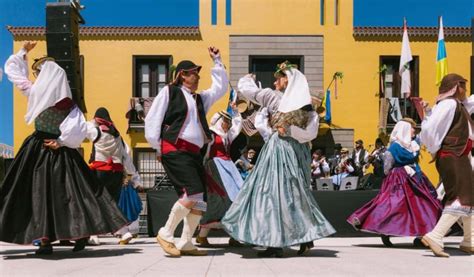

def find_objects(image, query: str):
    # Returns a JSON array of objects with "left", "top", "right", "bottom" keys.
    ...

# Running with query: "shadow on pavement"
[
  {"left": 352, "top": 243, "right": 425, "bottom": 250},
  {"left": 422, "top": 247, "right": 471, "bottom": 257},
  {"left": 206, "top": 247, "right": 339, "bottom": 259},
  {"left": 2, "top": 248, "right": 142, "bottom": 260}
]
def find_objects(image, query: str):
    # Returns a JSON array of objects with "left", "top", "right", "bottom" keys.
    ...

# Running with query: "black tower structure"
[{"left": 46, "top": 1, "right": 86, "bottom": 112}]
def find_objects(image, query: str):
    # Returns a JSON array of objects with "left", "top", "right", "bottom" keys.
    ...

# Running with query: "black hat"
[
  {"left": 174, "top": 60, "right": 202, "bottom": 80},
  {"left": 355, "top": 139, "right": 363, "bottom": 145},
  {"left": 94, "top": 107, "right": 112, "bottom": 122},
  {"left": 334, "top": 143, "right": 342, "bottom": 150}
]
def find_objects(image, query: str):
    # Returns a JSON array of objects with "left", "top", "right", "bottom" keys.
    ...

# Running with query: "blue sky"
[
  {"left": 0, "top": 0, "right": 199, "bottom": 146},
  {"left": 0, "top": 0, "right": 471, "bottom": 146},
  {"left": 354, "top": 0, "right": 473, "bottom": 27}
]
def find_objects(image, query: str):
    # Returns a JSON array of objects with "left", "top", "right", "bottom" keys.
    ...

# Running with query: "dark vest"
[
  {"left": 439, "top": 98, "right": 472, "bottom": 156},
  {"left": 352, "top": 149, "right": 366, "bottom": 166},
  {"left": 161, "top": 85, "right": 212, "bottom": 144}
]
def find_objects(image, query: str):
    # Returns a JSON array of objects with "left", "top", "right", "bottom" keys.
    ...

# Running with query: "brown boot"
[
  {"left": 196, "top": 236, "right": 211, "bottom": 247},
  {"left": 156, "top": 235, "right": 181, "bottom": 257},
  {"left": 421, "top": 236, "right": 449, "bottom": 258}
]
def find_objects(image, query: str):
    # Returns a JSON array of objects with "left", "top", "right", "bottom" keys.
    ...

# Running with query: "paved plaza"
[{"left": 0, "top": 236, "right": 472, "bottom": 276}]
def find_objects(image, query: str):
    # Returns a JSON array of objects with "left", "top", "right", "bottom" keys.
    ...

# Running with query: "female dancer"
[
  {"left": 0, "top": 42, "right": 127, "bottom": 254},
  {"left": 347, "top": 119, "right": 442, "bottom": 246},
  {"left": 222, "top": 62, "right": 335, "bottom": 257},
  {"left": 196, "top": 110, "right": 243, "bottom": 247}
]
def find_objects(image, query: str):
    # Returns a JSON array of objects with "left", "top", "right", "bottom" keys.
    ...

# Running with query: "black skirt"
[{"left": 0, "top": 131, "right": 128, "bottom": 244}]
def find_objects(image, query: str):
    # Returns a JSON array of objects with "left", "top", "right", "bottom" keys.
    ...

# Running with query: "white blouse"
[
  {"left": 420, "top": 96, "right": 474, "bottom": 155},
  {"left": 4, "top": 48, "right": 87, "bottom": 149},
  {"left": 237, "top": 74, "right": 319, "bottom": 143},
  {"left": 144, "top": 57, "right": 228, "bottom": 154}
]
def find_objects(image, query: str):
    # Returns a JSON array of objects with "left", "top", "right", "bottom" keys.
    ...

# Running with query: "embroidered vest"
[
  {"left": 34, "top": 106, "right": 70, "bottom": 135},
  {"left": 440, "top": 98, "right": 472, "bottom": 156}
]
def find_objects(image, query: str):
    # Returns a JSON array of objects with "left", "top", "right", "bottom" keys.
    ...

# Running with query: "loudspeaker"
[
  {"left": 46, "top": 2, "right": 86, "bottom": 112},
  {"left": 316, "top": 178, "right": 334, "bottom": 191},
  {"left": 339, "top": 177, "right": 358, "bottom": 191}
]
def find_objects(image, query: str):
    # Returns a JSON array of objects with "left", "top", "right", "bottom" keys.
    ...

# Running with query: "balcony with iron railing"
[{"left": 126, "top": 97, "right": 155, "bottom": 131}]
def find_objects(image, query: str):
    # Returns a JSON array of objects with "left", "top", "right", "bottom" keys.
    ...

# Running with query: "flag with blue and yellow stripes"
[
  {"left": 436, "top": 16, "right": 448, "bottom": 86},
  {"left": 322, "top": 89, "right": 331, "bottom": 124}
]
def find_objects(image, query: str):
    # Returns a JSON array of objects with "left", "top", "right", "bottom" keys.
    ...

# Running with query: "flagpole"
[
  {"left": 402, "top": 18, "right": 407, "bottom": 117},
  {"left": 325, "top": 75, "right": 336, "bottom": 92}
]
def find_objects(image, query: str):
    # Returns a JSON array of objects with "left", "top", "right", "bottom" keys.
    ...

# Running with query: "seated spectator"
[
  {"left": 351, "top": 139, "right": 369, "bottom": 179},
  {"left": 368, "top": 138, "right": 387, "bottom": 178},
  {"left": 328, "top": 143, "right": 343, "bottom": 175},
  {"left": 311, "top": 149, "right": 330, "bottom": 181},
  {"left": 235, "top": 148, "right": 256, "bottom": 180},
  {"left": 332, "top": 148, "right": 355, "bottom": 189},
  {"left": 361, "top": 138, "right": 387, "bottom": 189}
]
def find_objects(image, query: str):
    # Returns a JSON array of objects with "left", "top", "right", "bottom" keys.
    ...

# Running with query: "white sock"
[
  {"left": 128, "top": 219, "right": 140, "bottom": 235},
  {"left": 88, "top": 236, "right": 100, "bottom": 245},
  {"left": 158, "top": 201, "right": 190, "bottom": 243},
  {"left": 122, "top": 232, "right": 133, "bottom": 241},
  {"left": 460, "top": 215, "right": 473, "bottom": 248},
  {"left": 176, "top": 213, "right": 202, "bottom": 251},
  {"left": 426, "top": 213, "right": 460, "bottom": 248},
  {"left": 198, "top": 227, "right": 210, "bottom": 238}
]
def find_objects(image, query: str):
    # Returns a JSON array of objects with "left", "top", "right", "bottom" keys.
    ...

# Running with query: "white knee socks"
[
  {"left": 176, "top": 213, "right": 202, "bottom": 251},
  {"left": 460, "top": 215, "right": 473, "bottom": 248},
  {"left": 426, "top": 213, "right": 460, "bottom": 248},
  {"left": 158, "top": 201, "right": 190, "bottom": 243}
]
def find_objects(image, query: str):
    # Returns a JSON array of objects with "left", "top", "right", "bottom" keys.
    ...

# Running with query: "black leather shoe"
[
  {"left": 257, "top": 247, "right": 283, "bottom": 258},
  {"left": 381, "top": 235, "right": 393, "bottom": 247},
  {"left": 73, "top": 238, "right": 88, "bottom": 252},
  {"left": 297, "top": 242, "right": 314, "bottom": 255},
  {"left": 58, "top": 240, "right": 74, "bottom": 246},
  {"left": 228, "top": 237, "right": 243, "bottom": 247},
  {"left": 35, "top": 244, "right": 53, "bottom": 255}
]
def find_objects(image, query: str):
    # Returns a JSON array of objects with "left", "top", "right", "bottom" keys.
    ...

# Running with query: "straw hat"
[
  {"left": 236, "top": 99, "right": 249, "bottom": 113},
  {"left": 32, "top": 56, "right": 55, "bottom": 72}
]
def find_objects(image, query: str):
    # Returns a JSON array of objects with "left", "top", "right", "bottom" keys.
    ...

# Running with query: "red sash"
[
  {"left": 162, "top": 138, "right": 200, "bottom": 154},
  {"left": 89, "top": 158, "right": 124, "bottom": 172}
]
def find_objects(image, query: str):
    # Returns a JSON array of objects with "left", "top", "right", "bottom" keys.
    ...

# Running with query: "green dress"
[{"left": 221, "top": 129, "right": 336, "bottom": 247}]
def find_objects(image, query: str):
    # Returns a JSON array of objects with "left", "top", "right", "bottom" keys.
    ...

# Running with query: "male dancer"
[
  {"left": 420, "top": 73, "right": 473, "bottom": 257},
  {"left": 145, "top": 47, "right": 228, "bottom": 256}
]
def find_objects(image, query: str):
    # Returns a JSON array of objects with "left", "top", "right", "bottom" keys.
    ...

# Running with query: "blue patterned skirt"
[{"left": 221, "top": 133, "right": 336, "bottom": 247}]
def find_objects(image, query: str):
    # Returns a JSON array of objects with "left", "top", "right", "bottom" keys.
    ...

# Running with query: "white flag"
[{"left": 399, "top": 18, "right": 413, "bottom": 98}]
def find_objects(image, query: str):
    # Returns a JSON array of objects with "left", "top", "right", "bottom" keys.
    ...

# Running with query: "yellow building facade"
[{"left": 9, "top": 0, "right": 471, "bottom": 186}]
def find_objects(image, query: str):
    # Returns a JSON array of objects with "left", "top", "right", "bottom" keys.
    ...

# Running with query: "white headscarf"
[
  {"left": 277, "top": 68, "right": 312, "bottom": 113},
  {"left": 25, "top": 61, "right": 72, "bottom": 124},
  {"left": 390, "top": 120, "right": 420, "bottom": 152},
  {"left": 209, "top": 112, "right": 229, "bottom": 146}
]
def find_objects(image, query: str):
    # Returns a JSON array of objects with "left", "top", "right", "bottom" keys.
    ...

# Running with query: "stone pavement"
[{"left": 0, "top": 236, "right": 472, "bottom": 276}]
